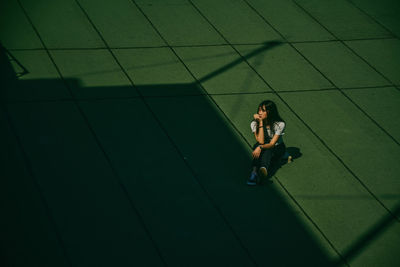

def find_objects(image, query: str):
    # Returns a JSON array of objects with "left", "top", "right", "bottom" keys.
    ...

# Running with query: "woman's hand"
[
  {"left": 252, "top": 146, "right": 262, "bottom": 159},
  {"left": 253, "top": 113, "right": 261, "bottom": 121}
]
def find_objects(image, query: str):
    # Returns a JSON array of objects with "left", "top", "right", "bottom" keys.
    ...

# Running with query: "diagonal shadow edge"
[{"left": 196, "top": 41, "right": 282, "bottom": 84}]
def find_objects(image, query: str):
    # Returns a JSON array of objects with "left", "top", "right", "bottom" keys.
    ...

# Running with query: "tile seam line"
[
  {"left": 0, "top": 102, "right": 72, "bottom": 267},
  {"left": 346, "top": 0, "right": 399, "bottom": 39},
  {"left": 17, "top": 0, "right": 168, "bottom": 265},
  {"left": 6, "top": 36, "right": 399, "bottom": 52},
  {"left": 128, "top": 0, "right": 261, "bottom": 266},
  {"left": 5, "top": 85, "right": 398, "bottom": 105},
  {"left": 288, "top": 0, "right": 400, "bottom": 145},
  {"left": 187, "top": 0, "right": 347, "bottom": 263},
  {"left": 291, "top": 0, "right": 400, "bottom": 93},
  {"left": 242, "top": 0, "right": 400, "bottom": 223},
  {"left": 76, "top": 0, "right": 258, "bottom": 265}
]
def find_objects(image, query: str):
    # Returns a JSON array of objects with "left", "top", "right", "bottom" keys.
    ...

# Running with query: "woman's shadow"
[{"left": 262, "top": 147, "right": 302, "bottom": 184}]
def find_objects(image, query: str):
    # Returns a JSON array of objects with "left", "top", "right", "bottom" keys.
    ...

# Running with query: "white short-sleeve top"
[{"left": 250, "top": 121, "right": 285, "bottom": 145}]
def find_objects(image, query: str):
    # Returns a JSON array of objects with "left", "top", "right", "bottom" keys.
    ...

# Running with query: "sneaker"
[
  {"left": 247, "top": 172, "right": 258, "bottom": 185},
  {"left": 259, "top": 167, "right": 268, "bottom": 178},
  {"left": 281, "top": 151, "right": 293, "bottom": 164}
]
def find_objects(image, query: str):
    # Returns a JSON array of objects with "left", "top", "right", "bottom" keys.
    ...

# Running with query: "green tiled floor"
[
  {"left": 245, "top": 0, "right": 335, "bottom": 42},
  {"left": 0, "top": 112, "right": 68, "bottom": 267},
  {"left": 236, "top": 44, "right": 334, "bottom": 91},
  {"left": 1, "top": 0, "right": 400, "bottom": 266},
  {"left": 136, "top": 1, "right": 226, "bottom": 46},
  {"left": 191, "top": 0, "right": 281, "bottom": 44},
  {"left": 78, "top": 0, "right": 165, "bottom": 47},
  {"left": 350, "top": 0, "right": 400, "bottom": 38},
  {"left": 345, "top": 39, "right": 400, "bottom": 85},
  {"left": 50, "top": 49, "right": 137, "bottom": 98},
  {"left": 295, "top": 0, "right": 393, "bottom": 39},
  {"left": 80, "top": 99, "right": 255, "bottom": 266},
  {"left": 6, "top": 101, "right": 163, "bottom": 266},
  {"left": 281, "top": 91, "right": 400, "bottom": 210},
  {"left": 345, "top": 87, "right": 400, "bottom": 142},
  {"left": 0, "top": 0, "right": 43, "bottom": 49},
  {"left": 293, "top": 41, "right": 390, "bottom": 88},
  {"left": 19, "top": 0, "right": 105, "bottom": 48},
  {"left": 114, "top": 47, "right": 194, "bottom": 86}
]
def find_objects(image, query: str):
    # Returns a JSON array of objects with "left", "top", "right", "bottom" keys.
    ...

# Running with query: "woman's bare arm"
[
  {"left": 253, "top": 114, "right": 264, "bottom": 144},
  {"left": 254, "top": 125, "right": 264, "bottom": 144},
  {"left": 259, "top": 134, "right": 279, "bottom": 149}
]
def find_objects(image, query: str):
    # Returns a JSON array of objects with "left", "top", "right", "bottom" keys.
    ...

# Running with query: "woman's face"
[{"left": 258, "top": 105, "right": 268, "bottom": 120}]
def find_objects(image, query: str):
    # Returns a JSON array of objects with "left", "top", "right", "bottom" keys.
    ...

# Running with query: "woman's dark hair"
[{"left": 254, "top": 100, "right": 284, "bottom": 133}]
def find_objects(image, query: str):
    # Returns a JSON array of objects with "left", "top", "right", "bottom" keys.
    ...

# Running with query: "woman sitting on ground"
[{"left": 247, "top": 100, "right": 286, "bottom": 185}]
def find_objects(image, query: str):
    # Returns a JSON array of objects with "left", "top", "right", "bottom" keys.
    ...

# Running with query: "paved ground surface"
[{"left": 1, "top": 0, "right": 400, "bottom": 266}]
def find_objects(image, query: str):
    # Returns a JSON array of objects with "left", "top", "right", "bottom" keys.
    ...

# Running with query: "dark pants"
[{"left": 252, "top": 142, "right": 286, "bottom": 170}]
